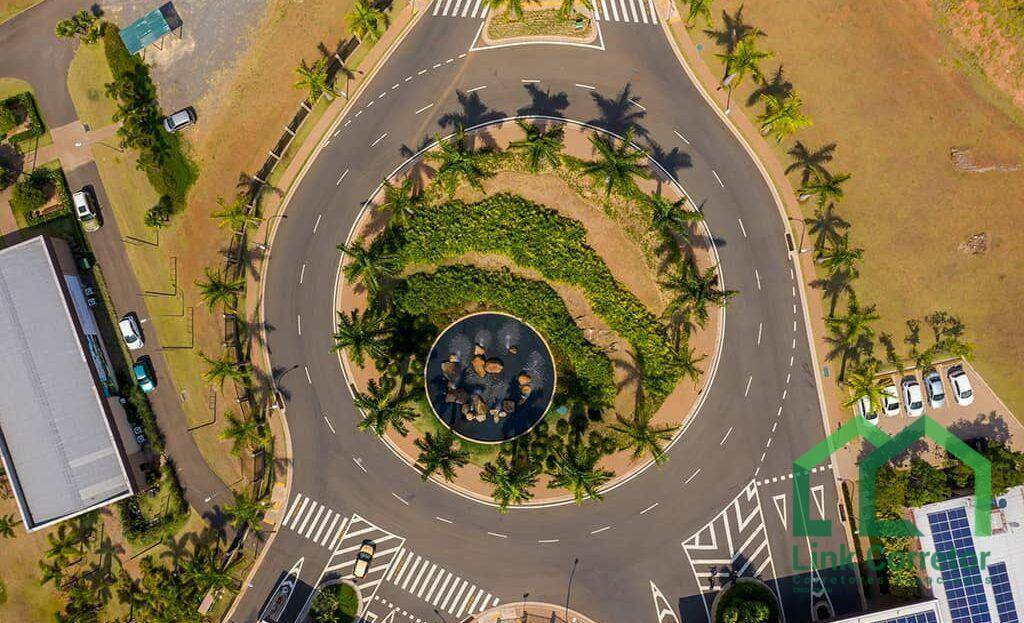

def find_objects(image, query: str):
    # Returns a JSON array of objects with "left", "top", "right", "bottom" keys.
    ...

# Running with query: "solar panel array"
[
  {"left": 989, "top": 562, "right": 1020, "bottom": 623},
  {"left": 875, "top": 611, "right": 939, "bottom": 623},
  {"left": 928, "top": 508, "right": 993, "bottom": 623}
]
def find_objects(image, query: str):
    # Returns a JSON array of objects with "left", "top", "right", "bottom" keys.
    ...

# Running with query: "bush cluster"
[
  {"left": 116, "top": 463, "right": 188, "bottom": 545},
  {"left": 9, "top": 167, "right": 71, "bottom": 225},
  {"left": 394, "top": 265, "right": 617, "bottom": 406},
  {"left": 381, "top": 193, "right": 685, "bottom": 403},
  {"left": 0, "top": 92, "right": 45, "bottom": 145}
]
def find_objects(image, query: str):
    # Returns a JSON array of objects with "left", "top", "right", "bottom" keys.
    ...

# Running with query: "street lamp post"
[
  {"left": 718, "top": 72, "right": 739, "bottom": 114},
  {"left": 789, "top": 216, "right": 810, "bottom": 254},
  {"left": 564, "top": 558, "right": 579, "bottom": 622}
]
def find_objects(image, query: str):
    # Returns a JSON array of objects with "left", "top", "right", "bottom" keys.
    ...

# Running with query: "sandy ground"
[{"left": 337, "top": 121, "right": 721, "bottom": 504}]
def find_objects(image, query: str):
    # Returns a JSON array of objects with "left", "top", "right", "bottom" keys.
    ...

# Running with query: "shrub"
[
  {"left": 116, "top": 463, "right": 188, "bottom": 545},
  {"left": 716, "top": 582, "right": 779, "bottom": 623},
  {"left": 1, "top": 93, "right": 45, "bottom": 144},
  {"left": 0, "top": 106, "right": 15, "bottom": 133},
  {"left": 9, "top": 168, "right": 70, "bottom": 225},
  {"left": 381, "top": 193, "right": 687, "bottom": 404},
  {"left": 393, "top": 265, "right": 617, "bottom": 406},
  {"left": 879, "top": 536, "right": 920, "bottom": 598},
  {"left": 311, "top": 583, "right": 359, "bottom": 623},
  {"left": 9, "top": 177, "right": 46, "bottom": 213}
]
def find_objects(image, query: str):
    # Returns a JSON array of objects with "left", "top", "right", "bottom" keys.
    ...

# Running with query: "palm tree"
[
  {"left": 610, "top": 411, "right": 678, "bottom": 465},
  {"left": 354, "top": 375, "right": 416, "bottom": 436},
  {"left": 212, "top": 195, "right": 262, "bottom": 232},
  {"left": 509, "top": 120, "right": 565, "bottom": 172},
  {"left": 195, "top": 268, "right": 244, "bottom": 312},
  {"left": 427, "top": 126, "right": 491, "bottom": 195},
  {"left": 200, "top": 351, "right": 250, "bottom": 388},
  {"left": 757, "top": 91, "right": 811, "bottom": 143},
  {"left": 715, "top": 32, "right": 772, "bottom": 88},
  {"left": 825, "top": 296, "right": 880, "bottom": 379},
  {"left": 220, "top": 411, "right": 269, "bottom": 456},
  {"left": 661, "top": 260, "right": 736, "bottom": 332},
  {"left": 548, "top": 443, "right": 614, "bottom": 505},
  {"left": 807, "top": 203, "right": 849, "bottom": 254},
  {"left": 819, "top": 233, "right": 863, "bottom": 277},
  {"left": 347, "top": 0, "right": 388, "bottom": 43},
  {"left": 337, "top": 238, "right": 399, "bottom": 295},
  {"left": 294, "top": 57, "right": 338, "bottom": 103},
  {"left": 558, "top": 0, "right": 593, "bottom": 19},
  {"left": 224, "top": 490, "right": 272, "bottom": 535},
  {"left": 842, "top": 361, "right": 887, "bottom": 416},
  {"left": 0, "top": 513, "right": 19, "bottom": 538},
  {"left": 414, "top": 431, "right": 470, "bottom": 482},
  {"left": 486, "top": 0, "right": 536, "bottom": 20},
  {"left": 376, "top": 177, "right": 419, "bottom": 228},
  {"left": 786, "top": 141, "right": 837, "bottom": 186},
  {"left": 332, "top": 309, "right": 391, "bottom": 367},
  {"left": 798, "top": 170, "right": 851, "bottom": 206},
  {"left": 647, "top": 190, "right": 703, "bottom": 247},
  {"left": 481, "top": 456, "right": 539, "bottom": 513},
  {"left": 39, "top": 559, "right": 64, "bottom": 588},
  {"left": 581, "top": 127, "right": 650, "bottom": 197},
  {"left": 682, "top": 0, "right": 714, "bottom": 27}
]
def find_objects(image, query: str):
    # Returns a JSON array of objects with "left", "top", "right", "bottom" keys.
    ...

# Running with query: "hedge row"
[
  {"left": 116, "top": 463, "right": 188, "bottom": 546},
  {"left": 393, "top": 265, "right": 617, "bottom": 406},
  {"left": 381, "top": 193, "right": 684, "bottom": 402},
  {"left": 1, "top": 92, "right": 45, "bottom": 145}
]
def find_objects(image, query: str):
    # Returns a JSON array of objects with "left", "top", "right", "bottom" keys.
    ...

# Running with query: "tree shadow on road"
[
  {"left": 516, "top": 83, "right": 570, "bottom": 117},
  {"left": 438, "top": 90, "right": 507, "bottom": 130},
  {"left": 588, "top": 84, "right": 647, "bottom": 138}
]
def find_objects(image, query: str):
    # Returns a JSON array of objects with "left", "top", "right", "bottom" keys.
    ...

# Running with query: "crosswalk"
[
  {"left": 324, "top": 514, "right": 407, "bottom": 596},
  {"left": 385, "top": 549, "right": 501, "bottom": 618},
  {"left": 281, "top": 493, "right": 350, "bottom": 550},
  {"left": 429, "top": 0, "right": 660, "bottom": 24}
]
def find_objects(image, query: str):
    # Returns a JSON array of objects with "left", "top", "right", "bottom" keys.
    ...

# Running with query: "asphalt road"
[{"left": 221, "top": 14, "right": 860, "bottom": 623}]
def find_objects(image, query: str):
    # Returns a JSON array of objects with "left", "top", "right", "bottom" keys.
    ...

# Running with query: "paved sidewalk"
[
  {"left": 25, "top": 120, "right": 119, "bottom": 170},
  {"left": 470, "top": 602, "right": 600, "bottom": 623}
]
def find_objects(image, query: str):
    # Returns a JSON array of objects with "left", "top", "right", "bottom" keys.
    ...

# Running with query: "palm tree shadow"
[
  {"left": 746, "top": 65, "right": 793, "bottom": 106},
  {"left": 588, "top": 84, "right": 648, "bottom": 138},
  {"left": 398, "top": 134, "right": 437, "bottom": 159},
  {"left": 516, "top": 83, "right": 570, "bottom": 117},
  {"left": 437, "top": 91, "right": 507, "bottom": 131},
  {"left": 704, "top": 5, "right": 763, "bottom": 53},
  {"left": 786, "top": 141, "right": 837, "bottom": 186},
  {"left": 645, "top": 140, "right": 693, "bottom": 182}
]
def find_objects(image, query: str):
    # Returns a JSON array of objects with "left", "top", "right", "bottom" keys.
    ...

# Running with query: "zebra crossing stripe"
[
  {"left": 435, "top": 574, "right": 457, "bottom": 607},
  {"left": 461, "top": 0, "right": 476, "bottom": 16},
  {"left": 320, "top": 515, "right": 342, "bottom": 547},
  {"left": 384, "top": 548, "right": 406, "bottom": 581},
  {"left": 451, "top": 0, "right": 464, "bottom": 15},
  {"left": 312, "top": 510, "right": 334, "bottom": 543},
  {"left": 424, "top": 568, "right": 447, "bottom": 601},
  {"left": 289, "top": 497, "right": 310, "bottom": 529},
  {"left": 648, "top": 0, "right": 658, "bottom": 22},
  {"left": 282, "top": 495, "right": 303, "bottom": 526},
  {"left": 410, "top": 562, "right": 435, "bottom": 596},
  {"left": 455, "top": 585, "right": 477, "bottom": 616},
  {"left": 328, "top": 520, "right": 348, "bottom": 551},
  {"left": 469, "top": 589, "right": 485, "bottom": 614},
  {"left": 401, "top": 556, "right": 423, "bottom": 590},
  {"left": 445, "top": 580, "right": 468, "bottom": 612},
  {"left": 442, "top": 0, "right": 455, "bottom": 15},
  {"left": 304, "top": 506, "right": 326, "bottom": 538},
  {"left": 635, "top": 0, "right": 647, "bottom": 23},
  {"left": 296, "top": 502, "right": 319, "bottom": 534}
]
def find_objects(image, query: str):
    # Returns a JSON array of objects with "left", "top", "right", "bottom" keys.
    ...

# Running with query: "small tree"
[
  {"left": 581, "top": 127, "right": 650, "bottom": 197},
  {"left": 354, "top": 375, "right": 416, "bottom": 437},
  {"left": 200, "top": 351, "right": 250, "bottom": 388},
  {"left": 195, "top": 267, "right": 244, "bottom": 311},
  {"left": 481, "top": 455, "right": 539, "bottom": 513},
  {"left": 757, "top": 91, "right": 811, "bottom": 143},
  {"left": 347, "top": 0, "right": 388, "bottom": 43},
  {"left": 220, "top": 411, "right": 270, "bottom": 457},
  {"left": 144, "top": 195, "right": 174, "bottom": 229},
  {"left": 332, "top": 309, "right": 391, "bottom": 368},
  {"left": 414, "top": 431, "right": 470, "bottom": 482},
  {"left": 10, "top": 176, "right": 48, "bottom": 215},
  {"left": 508, "top": 120, "right": 565, "bottom": 172},
  {"left": 0, "top": 513, "right": 19, "bottom": 539},
  {"left": 224, "top": 490, "right": 272, "bottom": 535},
  {"left": 681, "top": 0, "right": 714, "bottom": 27},
  {"left": 294, "top": 58, "right": 338, "bottom": 103},
  {"left": 0, "top": 107, "right": 16, "bottom": 133},
  {"left": 55, "top": 10, "right": 103, "bottom": 44}
]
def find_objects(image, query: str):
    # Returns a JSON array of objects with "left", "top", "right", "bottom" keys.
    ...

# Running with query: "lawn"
[
  {"left": 0, "top": 76, "right": 34, "bottom": 100},
  {"left": 66, "top": 41, "right": 117, "bottom": 129},
  {"left": 0, "top": 0, "right": 41, "bottom": 25},
  {"left": 0, "top": 500, "right": 61, "bottom": 622},
  {"left": 487, "top": 8, "right": 593, "bottom": 40},
  {"left": 681, "top": 0, "right": 1024, "bottom": 418}
]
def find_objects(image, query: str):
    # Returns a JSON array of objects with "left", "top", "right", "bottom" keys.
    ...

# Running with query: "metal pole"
[{"left": 564, "top": 558, "right": 579, "bottom": 622}]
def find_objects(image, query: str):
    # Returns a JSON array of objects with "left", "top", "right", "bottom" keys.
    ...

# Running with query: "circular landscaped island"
[{"left": 425, "top": 312, "right": 556, "bottom": 444}]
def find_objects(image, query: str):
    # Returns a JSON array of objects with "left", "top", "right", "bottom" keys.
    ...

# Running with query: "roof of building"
[
  {"left": 912, "top": 486, "right": 1024, "bottom": 623},
  {"left": 828, "top": 599, "right": 943, "bottom": 623},
  {"left": 0, "top": 236, "right": 132, "bottom": 531}
]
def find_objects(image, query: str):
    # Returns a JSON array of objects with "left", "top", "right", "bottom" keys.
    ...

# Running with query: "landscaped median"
[{"left": 334, "top": 120, "right": 725, "bottom": 510}]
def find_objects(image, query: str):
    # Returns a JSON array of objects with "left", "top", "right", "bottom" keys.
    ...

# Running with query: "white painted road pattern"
[
  {"left": 385, "top": 549, "right": 501, "bottom": 618},
  {"left": 430, "top": 0, "right": 660, "bottom": 23},
  {"left": 322, "top": 514, "right": 407, "bottom": 606},
  {"left": 281, "top": 493, "right": 350, "bottom": 549},
  {"left": 681, "top": 480, "right": 783, "bottom": 623}
]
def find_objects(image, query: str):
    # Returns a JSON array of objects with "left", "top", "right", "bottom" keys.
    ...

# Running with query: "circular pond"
[{"left": 425, "top": 312, "right": 556, "bottom": 443}]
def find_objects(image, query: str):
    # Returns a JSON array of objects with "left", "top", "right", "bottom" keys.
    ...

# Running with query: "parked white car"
[
  {"left": 902, "top": 377, "right": 925, "bottom": 417},
  {"left": 924, "top": 370, "right": 946, "bottom": 409},
  {"left": 72, "top": 188, "right": 100, "bottom": 232},
  {"left": 855, "top": 395, "right": 879, "bottom": 425},
  {"left": 118, "top": 314, "right": 144, "bottom": 351},
  {"left": 948, "top": 367, "right": 975, "bottom": 406},
  {"left": 882, "top": 384, "right": 901, "bottom": 417}
]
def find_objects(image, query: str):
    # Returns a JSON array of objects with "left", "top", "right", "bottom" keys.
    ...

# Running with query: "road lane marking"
[
  {"left": 313, "top": 213, "right": 323, "bottom": 233},
  {"left": 785, "top": 373, "right": 791, "bottom": 384},
  {"left": 299, "top": 263, "right": 306, "bottom": 284},
  {"left": 521, "top": 79, "right": 540, "bottom": 83},
  {"left": 297, "top": 314, "right": 302, "bottom": 335},
  {"left": 712, "top": 169, "right": 725, "bottom": 187},
  {"left": 304, "top": 366, "right": 312, "bottom": 384},
  {"left": 737, "top": 218, "right": 747, "bottom": 238},
  {"left": 590, "top": 525, "right": 611, "bottom": 534},
  {"left": 336, "top": 168, "right": 349, "bottom": 186},
  {"left": 674, "top": 130, "right": 690, "bottom": 144},
  {"left": 392, "top": 492, "right": 409, "bottom": 505},
  {"left": 283, "top": 494, "right": 304, "bottom": 526},
  {"left": 353, "top": 457, "right": 367, "bottom": 473},
  {"left": 744, "top": 375, "right": 753, "bottom": 397},
  {"left": 433, "top": 63, "right": 442, "bottom": 68},
  {"left": 486, "top": 531, "right": 508, "bottom": 539},
  {"left": 720, "top": 426, "right": 733, "bottom": 446},
  {"left": 466, "top": 85, "right": 487, "bottom": 93},
  {"left": 757, "top": 321, "right": 763, "bottom": 345},
  {"left": 628, "top": 98, "right": 646, "bottom": 111},
  {"left": 538, "top": 538, "right": 560, "bottom": 543},
  {"left": 685, "top": 468, "right": 702, "bottom": 484},
  {"left": 754, "top": 268, "right": 762, "bottom": 290},
  {"left": 371, "top": 132, "right": 388, "bottom": 147},
  {"left": 435, "top": 516, "right": 453, "bottom": 524},
  {"left": 415, "top": 103, "right": 434, "bottom": 115},
  {"left": 323, "top": 415, "right": 336, "bottom": 434},
  {"left": 789, "top": 355, "right": 794, "bottom": 366},
  {"left": 575, "top": 83, "right": 596, "bottom": 90},
  {"left": 641, "top": 502, "right": 659, "bottom": 515}
]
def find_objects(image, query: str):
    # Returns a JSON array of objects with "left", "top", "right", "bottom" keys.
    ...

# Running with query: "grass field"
[
  {"left": 0, "top": 0, "right": 41, "bottom": 25},
  {"left": 0, "top": 76, "right": 34, "bottom": 100},
  {"left": 487, "top": 8, "right": 593, "bottom": 39},
  {"left": 683, "top": 0, "right": 1024, "bottom": 418},
  {"left": 66, "top": 41, "right": 117, "bottom": 129},
  {"left": 0, "top": 500, "right": 60, "bottom": 621}
]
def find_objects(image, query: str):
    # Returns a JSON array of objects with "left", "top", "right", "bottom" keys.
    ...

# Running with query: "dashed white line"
[
  {"left": 336, "top": 168, "right": 349, "bottom": 186},
  {"left": 466, "top": 85, "right": 487, "bottom": 93},
  {"left": 415, "top": 103, "right": 434, "bottom": 115},
  {"left": 313, "top": 213, "right": 323, "bottom": 233},
  {"left": 575, "top": 83, "right": 596, "bottom": 90},
  {"left": 323, "top": 415, "right": 336, "bottom": 434},
  {"left": 782, "top": 389, "right": 788, "bottom": 400},
  {"left": 766, "top": 437, "right": 773, "bottom": 448},
  {"left": 344, "top": 119, "right": 352, "bottom": 127},
  {"left": 391, "top": 83, "right": 400, "bottom": 90},
  {"left": 458, "top": 53, "right": 467, "bottom": 58},
  {"left": 352, "top": 457, "right": 367, "bottom": 473},
  {"left": 793, "top": 319, "right": 797, "bottom": 332},
  {"left": 640, "top": 502, "right": 659, "bottom": 515},
  {"left": 793, "top": 304, "right": 797, "bottom": 314},
  {"left": 785, "top": 373, "right": 791, "bottom": 384},
  {"left": 487, "top": 531, "right": 508, "bottom": 539},
  {"left": 754, "top": 269, "right": 762, "bottom": 290},
  {"left": 371, "top": 132, "right": 388, "bottom": 147},
  {"left": 744, "top": 375, "right": 753, "bottom": 397},
  {"left": 628, "top": 98, "right": 646, "bottom": 111},
  {"left": 405, "top": 76, "right": 413, "bottom": 82},
  {"left": 673, "top": 130, "right": 690, "bottom": 144},
  {"left": 712, "top": 170, "right": 725, "bottom": 187},
  {"left": 392, "top": 492, "right": 410, "bottom": 506},
  {"left": 720, "top": 426, "right": 733, "bottom": 446},
  {"left": 684, "top": 468, "right": 702, "bottom": 484},
  {"left": 378, "top": 92, "right": 386, "bottom": 99},
  {"left": 299, "top": 263, "right": 306, "bottom": 284},
  {"left": 538, "top": 538, "right": 560, "bottom": 543},
  {"left": 521, "top": 79, "right": 540, "bottom": 83},
  {"left": 355, "top": 110, "right": 363, "bottom": 117},
  {"left": 754, "top": 466, "right": 761, "bottom": 477},
  {"left": 433, "top": 63, "right": 442, "bottom": 69},
  {"left": 445, "top": 58, "right": 454, "bottom": 63},
  {"left": 366, "top": 100, "right": 374, "bottom": 108},
  {"left": 756, "top": 322, "right": 763, "bottom": 345},
  {"left": 772, "top": 421, "right": 779, "bottom": 433},
  {"left": 590, "top": 526, "right": 611, "bottom": 535},
  {"left": 297, "top": 314, "right": 302, "bottom": 336},
  {"left": 789, "top": 355, "right": 794, "bottom": 367},
  {"left": 304, "top": 366, "right": 312, "bottom": 384},
  {"left": 333, "top": 129, "right": 341, "bottom": 138},
  {"left": 737, "top": 218, "right": 748, "bottom": 238},
  {"left": 777, "top": 405, "right": 784, "bottom": 417},
  {"left": 760, "top": 452, "right": 767, "bottom": 462},
  {"left": 792, "top": 337, "right": 797, "bottom": 349},
  {"left": 435, "top": 516, "right": 453, "bottom": 524},
  {"left": 418, "top": 69, "right": 427, "bottom": 75}
]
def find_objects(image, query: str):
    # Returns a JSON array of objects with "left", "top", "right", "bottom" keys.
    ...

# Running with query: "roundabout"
[{"left": 237, "top": 13, "right": 862, "bottom": 623}]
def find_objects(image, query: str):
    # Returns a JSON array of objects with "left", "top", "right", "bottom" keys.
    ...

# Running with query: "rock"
[
  {"left": 508, "top": 345, "right": 518, "bottom": 354},
  {"left": 520, "top": 384, "right": 532, "bottom": 399},
  {"left": 441, "top": 360, "right": 458, "bottom": 379},
  {"left": 476, "top": 411, "right": 486, "bottom": 422},
  {"left": 471, "top": 355, "right": 487, "bottom": 377},
  {"left": 502, "top": 399, "right": 516, "bottom": 414},
  {"left": 958, "top": 232, "right": 989, "bottom": 256},
  {"left": 473, "top": 395, "right": 488, "bottom": 417},
  {"left": 474, "top": 344, "right": 486, "bottom": 356},
  {"left": 484, "top": 358, "right": 504, "bottom": 374},
  {"left": 518, "top": 373, "right": 532, "bottom": 386}
]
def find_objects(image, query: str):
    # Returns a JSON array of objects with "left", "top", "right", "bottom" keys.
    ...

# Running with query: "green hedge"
[
  {"left": 1, "top": 92, "right": 45, "bottom": 145},
  {"left": 116, "top": 463, "right": 188, "bottom": 546},
  {"left": 393, "top": 265, "right": 617, "bottom": 406},
  {"left": 10, "top": 167, "right": 71, "bottom": 226},
  {"left": 380, "top": 193, "right": 685, "bottom": 402}
]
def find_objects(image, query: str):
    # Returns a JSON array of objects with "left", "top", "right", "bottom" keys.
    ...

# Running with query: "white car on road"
[
  {"left": 924, "top": 371, "right": 946, "bottom": 409},
  {"left": 72, "top": 188, "right": 100, "bottom": 232},
  {"left": 882, "top": 384, "right": 901, "bottom": 417},
  {"left": 118, "top": 314, "right": 144, "bottom": 351},
  {"left": 902, "top": 377, "right": 925, "bottom": 417},
  {"left": 948, "top": 367, "right": 975, "bottom": 406}
]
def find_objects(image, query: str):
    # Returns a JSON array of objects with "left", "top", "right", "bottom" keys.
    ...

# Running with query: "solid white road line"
[
  {"left": 313, "top": 213, "right": 322, "bottom": 233},
  {"left": 304, "top": 366, "right": 312, "bottom": 384},
  {"left": 737, "top": 218, "right": 748, "bottom": 238},
  {"left": 371, "top": 132, "right": 388, "bottom": 147},
  {"left": 299, "top": 263, "right": 306, "bottom": 284},
  {"left": 640, "top": 502, "right": 659, "bottom": 514},
  {"left": 744, "top": 375, "right": 753, "bottom": 397},
  {"left": 392, "top": 492, "right": 410, "bottom": 505},
  {"left": 323, "top": 415, "right": 336, "bottom": 434},
  {"left": 336, "top": 168, "right": 349, "bottom": 186},
  {"left": 575, "top": 83, "right": 596, "bottom": 90},
  {"left": 674, "top": 130, "right": 690, "bottom": 144},
  {"left": 415, "top": 103, "right": 434, "bottom": 115},
  {"left": 720, "top": 426, "right": 733, "bottom": 446},
  {"left": 282, "top": 495, "right": 304, "bottom": 526},
  {"left": 757, "top": 321, "right": 763, "bottom": 345},
  {"left": 590, "top": 526, "right": 611, "bottom": 534},
  {"left": 712, "top": 169, "right": 725, "bottom": 187},
  {"left": 466, "top": 85, "right": 487, "bottom": 93},
  {"left": 685, "top": 468, "right": 702, "bottom": 484}
]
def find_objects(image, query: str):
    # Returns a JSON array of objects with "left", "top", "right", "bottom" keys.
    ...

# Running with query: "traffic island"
[
  {"left": 482, "top": 6, "right": 597, "bottom": 45},
  {"left": 469, "top": 601, "right": 600, "bottom": 623}
]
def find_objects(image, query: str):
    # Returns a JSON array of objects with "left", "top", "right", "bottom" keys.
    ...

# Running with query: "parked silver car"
[
  {"left": 162, "top": 107, "right": 196, "bottom": 132},
  {"left": 923, "top": 370, "right": 946, "bottom": 409}
]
